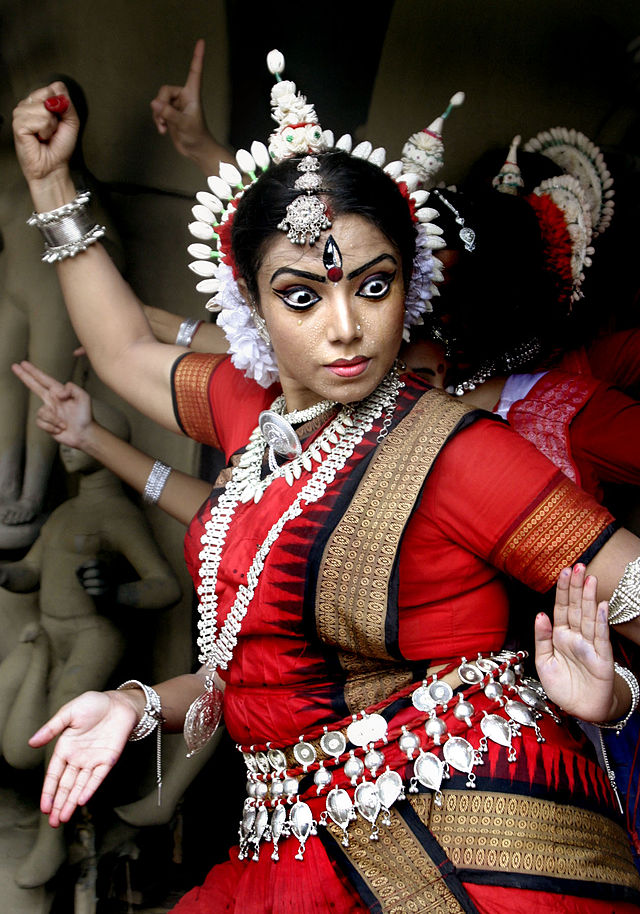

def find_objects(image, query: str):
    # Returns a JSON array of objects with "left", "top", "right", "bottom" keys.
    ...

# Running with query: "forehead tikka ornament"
[
  {"left": 187, "top": 49, "right": 453, "bottom": 383},
  {"left": 277, "top": 156, "right": 332, "bottom": 245},
  {"left": 323, "top": 235, "right": 343, "bottom": 282}
]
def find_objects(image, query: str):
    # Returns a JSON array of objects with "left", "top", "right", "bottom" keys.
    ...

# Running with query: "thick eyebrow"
[
  {"left": 347, "top": 253, "right": 397, "bottom": 280},
  {"left": 270, "top": 267, "right": 327, "bottom": 284}
]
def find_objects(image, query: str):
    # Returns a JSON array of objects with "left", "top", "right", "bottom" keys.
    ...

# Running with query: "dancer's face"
[{"left": 249, "top": 215, "right": 406, "bottom": 411}]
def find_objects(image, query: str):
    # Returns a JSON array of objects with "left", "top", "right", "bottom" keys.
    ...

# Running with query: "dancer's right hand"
[
  {"left": 29, "top": 690, "right": 141, "bottom": 826},
  {"left": 12, "top": 83, "right": 79, "bottom": 188}
]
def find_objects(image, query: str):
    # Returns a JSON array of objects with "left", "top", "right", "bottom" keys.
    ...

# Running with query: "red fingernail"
[{"left": 44, "top": 95, "right": 69, "bottom": 115}]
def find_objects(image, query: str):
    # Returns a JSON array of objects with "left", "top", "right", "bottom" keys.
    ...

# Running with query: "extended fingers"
[
  {"left": 553, "top": 566, "right": 572, "bottom": 628},
  {"left": 185, "top": 38, "right": 205, "bottom": 93},
  {"left": 566, "top": 564, "right": 588, "bottom": 631}
]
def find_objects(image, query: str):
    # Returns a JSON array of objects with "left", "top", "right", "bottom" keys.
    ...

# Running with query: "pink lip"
[{"left": 326, "top": 357, "right": 370, "bottom": 378}]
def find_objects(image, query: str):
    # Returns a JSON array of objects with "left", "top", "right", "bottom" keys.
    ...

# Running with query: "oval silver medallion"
[
  {"left": 320, "top": 730, "right": 347, "bottom": 758},
  {"left": 347, "top": 713, "right": 388, "bottom": 748},
  {"left": 293, "top": 740, "right": 317, "bottom": 767},
  {"left": 412, "top": 685, "right": 436, "bottom": 712}
]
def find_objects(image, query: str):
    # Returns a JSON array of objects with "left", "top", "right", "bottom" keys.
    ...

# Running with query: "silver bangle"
[
  {"left": 608, "top": 556, "right": 640, "bottom": 625},
  {"left": 117, "top": 679, "right": 163, "bottom": 806},
  {"left": 27, "top": 190, "right": 106, "bottom": 263},
  {"left": 175, "top": 317, "right": 203, "bottom": 347},
  {"left": 142, "top": 460, "right": 172, "bottom": 505},
  {"left": 595, "top": 663, "right": 640, "bottom": 733}
]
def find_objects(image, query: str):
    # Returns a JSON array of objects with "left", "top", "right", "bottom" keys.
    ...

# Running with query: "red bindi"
[{"left": 327, "top": 266, "right": 343, "bottom": 282}]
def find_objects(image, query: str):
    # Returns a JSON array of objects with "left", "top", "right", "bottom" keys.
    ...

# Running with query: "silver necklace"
[
  {"left": 447, "top": 337, "right": 543, "bottom": 397},
  {"left": 183, "top": 367, "right": 404, "bottom": 756},
  {"left": 259, "top": 396, "right": 337, "bottom": 471}
]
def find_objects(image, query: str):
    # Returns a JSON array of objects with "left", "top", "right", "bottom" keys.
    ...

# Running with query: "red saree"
[{"left": 170, "top": 356, "right": 639, "bottom": 913}]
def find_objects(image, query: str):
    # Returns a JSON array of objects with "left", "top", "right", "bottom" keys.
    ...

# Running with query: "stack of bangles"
[
  {"left": 608, "top": 556, "right": 640, "bottom": 625},
  {"left": 27, "top": 190, "right": 106, "bottom": 263},
  {"left": 117, "top": 679, "right": 164, "bottom": 806}
]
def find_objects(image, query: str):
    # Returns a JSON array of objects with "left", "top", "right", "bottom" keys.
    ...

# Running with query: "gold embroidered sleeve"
[
  {"left": 172, "top": 351, "right": 226, "bottom": 448},
  {"left": 490, "top": 476, "right": 614, "bottom": 592}
]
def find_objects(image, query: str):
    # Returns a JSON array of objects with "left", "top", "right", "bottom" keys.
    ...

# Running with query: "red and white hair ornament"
[
  {"left": 401, "top": 91, "right": 465, "bottom": 189},
  {"left": 187, "top": 50, "right": 449, "bottom": 382}
]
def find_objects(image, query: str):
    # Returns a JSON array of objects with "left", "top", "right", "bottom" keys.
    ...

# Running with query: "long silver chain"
[{"left": 196, "top": 368, "right": 404, "bottom": 673}]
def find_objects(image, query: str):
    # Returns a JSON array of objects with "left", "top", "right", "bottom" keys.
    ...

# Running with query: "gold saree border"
[
  {"left": 173, "top": 352, "right": 226, "bottom": 448},
  {"left": 325, "top": 790, "right": 640, "bottom": 914},
  {"left": 325, "top": 807, "right": 470, "bottom": 914},
  {"left": 421, "top": 789, "right": 640, "bottom": 890},
  {"left": 314, "top": 389, "right": 474, "bottom": 712}
]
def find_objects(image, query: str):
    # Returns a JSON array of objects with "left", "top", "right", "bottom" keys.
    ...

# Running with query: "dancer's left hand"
[{"left": 535, "top": 564, "right": 620, "bottom": 721}]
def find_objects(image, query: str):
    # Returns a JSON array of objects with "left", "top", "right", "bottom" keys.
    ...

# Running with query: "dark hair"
[
  {"left": 231, "top": 151, "right": 417, "bottom": 300},
  {"left": 418, "top": 188, "right": 560, "bottom": 379}
]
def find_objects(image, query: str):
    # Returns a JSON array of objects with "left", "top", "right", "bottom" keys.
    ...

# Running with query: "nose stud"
[{"left": 356, "top": 324, "right": 361, "bottom": 332}]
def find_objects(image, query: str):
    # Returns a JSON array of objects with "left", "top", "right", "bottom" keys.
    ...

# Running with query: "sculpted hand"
[
  {"left": 535, "top": 565, "right": 615, "bottom": 721},
  {"left": 12, "top": 82, "right": 79, "bottom": 185},
  {"left": 29, "top": 690, "right": 138, "bottom": 826},
  {"left": 150, "top": 38, "right": 215, "bottom": 163},
  {"left": 12, "top": 361, "right": 93, "bottom": 450}
]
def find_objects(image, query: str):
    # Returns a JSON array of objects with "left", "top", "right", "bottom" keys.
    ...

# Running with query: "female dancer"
[{"left": 12, "top": 55, "right": 640, "bottom": 912}]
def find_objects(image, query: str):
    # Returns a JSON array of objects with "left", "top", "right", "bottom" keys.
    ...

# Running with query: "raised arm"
[
  {"left": 150, "top": 38, "right": 233, "bottom": 176},
  {"left": 12, "top": 87, "right": 186, "bottom": 432},
  {"left": 12, "top": 361, "right": 212, "bottom": 526}
]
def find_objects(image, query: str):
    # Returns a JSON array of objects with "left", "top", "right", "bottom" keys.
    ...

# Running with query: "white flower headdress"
[{"left": 187, "top": 51, "right": 455, "bottom": 386}]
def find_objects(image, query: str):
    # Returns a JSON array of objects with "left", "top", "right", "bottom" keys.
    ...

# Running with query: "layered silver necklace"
[{"left": 183, "top": 366, "right": 404, "bottom": 756}]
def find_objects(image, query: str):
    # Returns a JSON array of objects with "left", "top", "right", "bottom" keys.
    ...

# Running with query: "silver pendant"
[
  {"left": 399, "top": 727, "right": 421, "bottom": 759},
  {"left": 267, "top": 748, "right": 287, "bottom": 771},
  {"left": 480, "top": 713, "right": 512, "bottom": 748},
  {"left": 443, "top": 736, "right": 478, "bottom": 787},
  {"left": 376, "top": 768, "right": 404, "bottom": 811},
  {"left": 270, "top": 804, "right": 288, "bottom": 861},
  {"left": 347, "top": 712, "right": 388, "bottom": 747},
  {"left": 326, "top": 788, "right": 355, "bottom": 845},
  {"left": 427, "top": 679, "right": 453, "bottom": 707},
  {"left": 412, "top": 684, "right": 436, "bottom": 712},
  {"left": 343, "top": 750, "right": 365, "bottom": 784},
  {"left": 183, "top": 686, "right": 223, "bottom": 757},
  {"left": 354, "top": 781, "right": 381, "bottom": 834},
  {"left": 259, "top": 410, "right": 302, "bottom": 460},
  {"left": 413, "top": 751, "right": 445, "bottom": 799},
  {"left": 320, "top": 729, "right": 347, "bottom": 758},
  {"left": 293, "top": 740, "right": 317, "bottom": 770},
  {"left": 289, "top": 801, "right": 315, "bottom": 859},
  {"left": 475, "top": 655, "right": 500, "bottom": 673},
  {"left": 458, "top": 658, "right": 484, "bottom": 685}
]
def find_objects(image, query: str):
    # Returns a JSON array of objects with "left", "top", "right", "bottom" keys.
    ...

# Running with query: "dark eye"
[
  {"left": 356, "top": 271, "right": 395, "bottom": 300},
  {"left": 273, "top": 286, "right": 321, "bottom": 310}
]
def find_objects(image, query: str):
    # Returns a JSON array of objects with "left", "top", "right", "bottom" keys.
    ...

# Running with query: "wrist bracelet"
[
  {"left": 175, "top": 317, "right": 203, "bottom": 348},
  {"left": 595, "top": 663, "right": 640, "bottom": 733},
  {"left": 117, "top": 679, "right": 163, "bottom": 806},
  {"left": 142, "top": 460, "right": 172, "bottom": 505},
  {"left": 608, "top": 556, "right": 640, "bottom": 625},
  {"left": 27, "top": 190, "right": 106, "bottom": 263}
]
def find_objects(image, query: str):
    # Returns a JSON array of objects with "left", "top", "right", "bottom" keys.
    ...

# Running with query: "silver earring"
[{"left": 250, "top": 302, "right": 271, "bottom": 345}]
